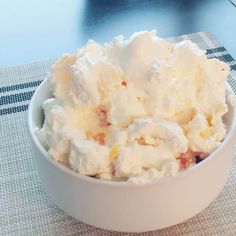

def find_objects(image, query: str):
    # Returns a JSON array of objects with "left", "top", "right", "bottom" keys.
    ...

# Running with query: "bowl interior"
[{"left": 30, "top": 79, "right": 51, "bottom": 129}]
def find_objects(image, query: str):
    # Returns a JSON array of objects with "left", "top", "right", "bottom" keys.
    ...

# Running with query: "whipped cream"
[{"left": 36, "top": 31, "right": 230, "bottom": 184}]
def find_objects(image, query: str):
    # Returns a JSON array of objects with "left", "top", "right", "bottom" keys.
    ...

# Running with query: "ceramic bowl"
[{"left": 28, "top": 78, "right": 236, "bottom": 232}]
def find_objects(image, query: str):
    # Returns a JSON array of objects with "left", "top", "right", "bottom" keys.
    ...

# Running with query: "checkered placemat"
[{"left": 1, "top": 32, "right": 236, "bottom": 236}]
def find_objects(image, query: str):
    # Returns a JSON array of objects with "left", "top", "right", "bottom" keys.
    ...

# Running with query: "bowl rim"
[{"left": 28, "top": 78, "right": 236, "bottom": 187}]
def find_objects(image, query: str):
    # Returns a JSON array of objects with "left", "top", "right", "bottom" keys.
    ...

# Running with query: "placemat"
[{"left": 1, "top": 32, "right": 236, "bottom": 236}]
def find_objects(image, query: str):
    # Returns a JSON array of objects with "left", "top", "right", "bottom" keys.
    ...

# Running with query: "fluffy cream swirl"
[{"left": 36, "top": 31, "right": 229, "bottom": 184}]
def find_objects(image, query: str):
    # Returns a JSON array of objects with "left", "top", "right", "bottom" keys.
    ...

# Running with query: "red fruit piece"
[
  {"left": 94, "top": 133, "right": 106, "bottom": 145},
  {"left": 121, "top": 80, "right": 127, "bottom": 87},
  {"left": 96, "top": 106, "right": 111, "bottom": 127},
  {"left": 177, "top": 151, "right": 196, "bottom": 170}
]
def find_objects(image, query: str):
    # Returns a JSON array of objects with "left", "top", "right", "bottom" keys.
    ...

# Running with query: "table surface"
[{"left": 0, "top": 0, "right": 236, "bottom": 68}]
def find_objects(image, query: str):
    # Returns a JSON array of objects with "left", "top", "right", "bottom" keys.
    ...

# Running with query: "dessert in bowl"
[{"left": 28, "top": 31, "right": 236, "bottom": 232}]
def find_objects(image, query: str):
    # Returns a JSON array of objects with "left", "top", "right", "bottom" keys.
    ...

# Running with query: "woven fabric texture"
[{"left": 0, "top": 32, "right": 236, "bottom": 236}]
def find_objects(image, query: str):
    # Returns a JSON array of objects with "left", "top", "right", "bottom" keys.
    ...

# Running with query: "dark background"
[{"left": 0, "top": 0, "right": 235, "bottom": 67}]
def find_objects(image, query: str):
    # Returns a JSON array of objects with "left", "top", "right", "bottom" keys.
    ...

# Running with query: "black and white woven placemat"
[{"left": 1, "top": 32, "right": 236, "bottom": 236}]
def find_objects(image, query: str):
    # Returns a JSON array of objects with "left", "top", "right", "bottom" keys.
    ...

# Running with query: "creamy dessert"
[{"left": 36, "top": 31, "right": 230, "bottom": 184}]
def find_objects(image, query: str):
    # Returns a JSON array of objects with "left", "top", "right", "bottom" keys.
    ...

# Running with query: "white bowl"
[{"left": 28, "top": 78, "right": 236, "bottom": 233}]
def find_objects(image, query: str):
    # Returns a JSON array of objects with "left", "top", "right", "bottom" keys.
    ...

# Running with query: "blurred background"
[{"left": 0, "top": 0, "right": 235, "bottom": 67}]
